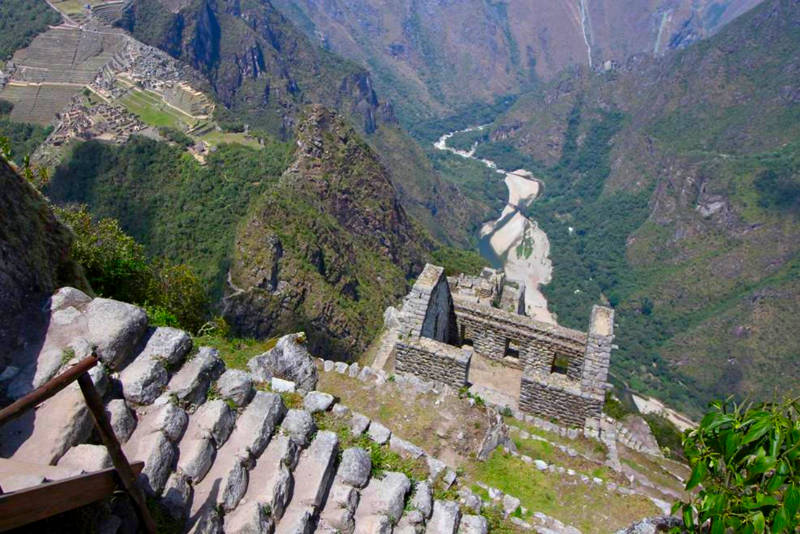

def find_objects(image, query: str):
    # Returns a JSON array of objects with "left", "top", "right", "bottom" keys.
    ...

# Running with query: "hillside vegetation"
[
  {"left": 0, "top": 0, "right": 60, "bottom": 61},
  {"left": 46, "top": 106, "right": 432, "bottom": 359},
  {"left": 476, "top": 0, "right": 800, "bottom": 415}
]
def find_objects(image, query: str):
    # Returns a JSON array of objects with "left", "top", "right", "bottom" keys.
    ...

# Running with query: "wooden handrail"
[
  {"left": 0, "top": 355, "right": 98, "bottom": 425},
  {"left": 0, "top": 354, "right": 156, "bottom": 533}
]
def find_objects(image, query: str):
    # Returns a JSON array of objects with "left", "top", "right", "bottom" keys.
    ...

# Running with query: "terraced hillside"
[{"left": 0, "top": 285, "right": 685, "bottom": 533}]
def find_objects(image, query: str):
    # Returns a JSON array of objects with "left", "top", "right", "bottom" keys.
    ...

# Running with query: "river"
[{"left": 434, "top": 127, "right": 555, "bottom": 324}]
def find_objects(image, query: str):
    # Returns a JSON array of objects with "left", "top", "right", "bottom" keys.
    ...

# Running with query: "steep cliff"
[
  {"left": 271, "top": 0, "right": 763, "bottom": 122},
  {"left": 224, "top": 105, "right": 431, "bottom": 358},
  {"left": 479, "top": 0, "right": 800, "bottom": 413},
  {"left": 0, "top": 159, "right": 86, "bottom": 360},
  {"left": 119, "top": 0, "right": 388, "bottom": 136}
]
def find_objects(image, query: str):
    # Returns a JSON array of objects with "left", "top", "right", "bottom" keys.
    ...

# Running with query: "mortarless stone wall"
[
  {"left": 454, "top": 298, "right": 586, "bottom": 376},
  {"left": 519, "top": 373, "right": 603, "bottom": 428},
  {"left": 395, "top": 337, "right": 471, "bottom": 388},
  {"left": 394, "top": 264, "right": 614, "bottom": 430}
]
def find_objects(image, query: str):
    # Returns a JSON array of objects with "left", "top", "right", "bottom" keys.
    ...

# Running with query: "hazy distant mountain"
[{"left": 271, "top": 0, "right": 763, "bottom": 122}]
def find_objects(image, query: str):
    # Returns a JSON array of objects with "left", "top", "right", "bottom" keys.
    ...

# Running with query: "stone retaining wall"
[
  {"left": 519, "top": 373, "right": 603, "bottom": 428},
  {"left": 395, "top": 337, "right": 471, "bottom": 388}
]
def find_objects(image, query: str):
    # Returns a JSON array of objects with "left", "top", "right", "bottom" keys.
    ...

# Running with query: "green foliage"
[
  {"left": 56, "top": 204, "right": 152, "bottom": 303},
  {"left": 46, "top": 136, "right": 293, "bottom": 298},
  {"left": 0, "top": 0, "right": 61, "bottom": 61},
  {"left": 0, "top": 99, "right": 13, "bottom": 116},
  {"left": 0, "top": 118, "right": 52, "bottom": 163},
  {"left": 604, "top": 392, "right": 633, "bottom": 421},
  {"left": 642, "top": 413, "right": 685, "bottom": 460},
  {"left": 675, "top": 398, "right": 800, "bottom": 533},
  {"left": 755, "top": 168, "right": 800, "bottom": 213},
  {"left": 408, "top": 96, "right": 517, "bottom": 143},
  {"left": 158, "top": 126, "right": 194, "bottom": 148},
  {"left": 446, "top": 128, "right": 487, "bottom": 152},
  {"left": 145, "top": 304, "right": 180, "bottom": 328},
  {"left": 55, "top": 204, "right": 210, "bottom": 332},
  {"left": 431, "top": 246, "right": 489, "bottom": 276}
]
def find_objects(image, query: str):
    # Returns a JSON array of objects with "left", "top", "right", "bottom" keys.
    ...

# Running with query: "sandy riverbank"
[{"left": 435, "top": 130, "right": 555, "bottom": 322}]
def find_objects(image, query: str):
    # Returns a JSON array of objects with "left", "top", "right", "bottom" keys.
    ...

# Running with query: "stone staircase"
[{"left": 0, "top": 288, "right": 481, "bottom": 533}]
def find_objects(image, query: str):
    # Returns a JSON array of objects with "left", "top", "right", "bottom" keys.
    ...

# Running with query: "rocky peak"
[{"left": 285, "top": 104, "right": 429, "bottom": 271}]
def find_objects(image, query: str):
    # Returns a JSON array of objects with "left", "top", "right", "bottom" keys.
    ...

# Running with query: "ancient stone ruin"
[{"left": 392, "top": 264, "right": 614, "bottom": 436}]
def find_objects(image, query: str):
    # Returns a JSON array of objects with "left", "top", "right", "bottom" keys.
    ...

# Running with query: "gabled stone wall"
[{"left": 398, "top": 264, "right": 458, "bottom": 344}]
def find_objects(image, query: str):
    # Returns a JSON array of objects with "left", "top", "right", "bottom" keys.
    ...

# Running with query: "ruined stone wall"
[
  {"left": 398, "top": 264, "right": 458, "bottom": 343},
  {"left": 395, "top": 337, "right": 471, "bottom": 388},
  {"left": 519, "top": 373, "right": 603, "bottom": 428},
  {"left": 454, "top": 299, "right": 586, "bottom": 374},
  {"left": 581, "top": 306, "right": 614, "bottom": 396}
]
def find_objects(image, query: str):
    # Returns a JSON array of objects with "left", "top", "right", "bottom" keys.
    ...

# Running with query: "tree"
[{"left": 674, "top": 398, "right": 800, "bottom": 533}]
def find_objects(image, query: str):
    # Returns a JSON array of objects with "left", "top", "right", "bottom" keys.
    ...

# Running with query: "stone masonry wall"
[
  {"left": 581, "top": 306, "right": 614, "bottom": 396},
  {"left": 519, "top": 374, "right": 603, "bottom": 428},
  {"left": 395, "top": 337, "right": 471, "bottom": 388},
  {"left": 420, "top": 269, "right": 459, "bottom": 345},
  {"left": 454, "top": 299, "right": 586, "bottom": 375}
]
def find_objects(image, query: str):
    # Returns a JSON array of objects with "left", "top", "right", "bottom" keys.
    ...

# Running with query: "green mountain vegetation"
[
  {"left": 46, "top": 137, "right": 294, "bottom": 298},
  {"left": 475, "top": 0, "right": 800, "bottom": 416},
  {"left": 0, "top": 0, "right": 60, "bottom": 61},
  {"left": 46, "top": 105, "right": 435, "bottom": 359},
  {"left": 119, "top": 0, "right": 485, "bottom": 246}
]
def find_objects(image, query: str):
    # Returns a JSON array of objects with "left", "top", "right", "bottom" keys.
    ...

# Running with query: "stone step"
[
  {"left": 318, "top": 446, "right": 371, "bottom": 534},
  {"left": 183, "top": 391, "right": 287, "bottom": 531},
  {"left": 352, "top": 471, "right": 411, "bottom": 531},
  {"left": 224, "top": 434, "right": 299, "bottom": 531},
  {"left": 165, "top": 347, "right": 224, "bottom": 406},
  {"left": 427, "top": 500, "right": 461, "bottom": 534},
  {"left": 0, "top": 366, "right": 106, "bottom": 465},
  {"left": 275, "top": 430, "right": 339, "bottom": 534}
]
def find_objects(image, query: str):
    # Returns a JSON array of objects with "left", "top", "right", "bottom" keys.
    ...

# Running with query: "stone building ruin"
[{"left": 392, "top": 264, "right": 614, "bottom": 436}]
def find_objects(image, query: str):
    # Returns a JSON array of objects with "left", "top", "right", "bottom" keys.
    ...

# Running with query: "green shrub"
[
  {"left": 55, "top": 204, "right": 210, "bottom": 332},
  {"left": 642, "top": 413, "right": 684, "bottom": 460},
  {"left": 675, "top": 398, "right": 800, "bottom": 532},
  {"left": 158, "top": 126, "right": 194, "bottom": 148},
  {"left": 432, "top": 246, "right": 489, "bottom": 276}
]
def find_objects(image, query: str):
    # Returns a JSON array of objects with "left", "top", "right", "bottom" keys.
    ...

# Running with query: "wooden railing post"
[{"left": 77, "top": 372, "right": 157, "bottom": 534}]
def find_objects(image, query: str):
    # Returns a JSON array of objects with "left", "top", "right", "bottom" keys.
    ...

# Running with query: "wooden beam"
[
  {"left": 0, "top": 462, "right": 143, "bottom": 532},
  {"left": 77, "top": 373, "right": 157, "bottom": 534},
  {"left": 0, "top": 356, "right": 98, "bottom": 425}
]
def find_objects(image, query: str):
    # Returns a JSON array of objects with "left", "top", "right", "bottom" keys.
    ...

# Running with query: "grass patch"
[
  {"left": 118, "top": 86, "right": 196, "bottom": 130},
  {"left": 193, "top": 334, "right": 278, "bottom": 370},
  {"left": 314, "top": 412, "right": 428, "bottom": 481},
  {"left": 469, "top": 450, "right": 658, "bottom": 533}
]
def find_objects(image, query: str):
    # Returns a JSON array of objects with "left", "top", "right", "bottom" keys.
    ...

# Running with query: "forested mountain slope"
[
  {"left": 46, "top": 106, "right": 430, "bottom": 359},
  {"left": 118, "top": 0, "right": 484, "bottom": 244},
  {"left": 478, "top": 0, "right": 799, "bottom": 415}
]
